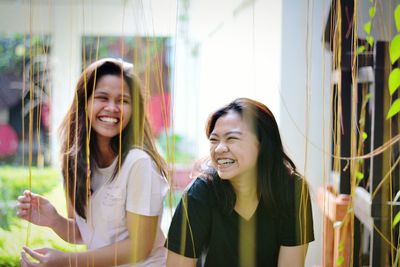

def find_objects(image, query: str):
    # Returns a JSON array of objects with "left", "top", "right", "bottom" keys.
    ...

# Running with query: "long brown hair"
[{"left": 59, "top": 58, "right": 167, "bottom": 219}]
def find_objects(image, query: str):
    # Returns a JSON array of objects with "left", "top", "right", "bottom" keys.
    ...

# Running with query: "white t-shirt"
[{"left": 75, "top": 149, "right": 169, "bottom": 267}]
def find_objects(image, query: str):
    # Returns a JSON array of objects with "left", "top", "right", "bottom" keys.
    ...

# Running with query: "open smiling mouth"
[
  {"left": 98, "top": 116, "right": 120, "bottom": 124},
  {"left": 217, "top": 158, "right": 235, "bottom": 166}
]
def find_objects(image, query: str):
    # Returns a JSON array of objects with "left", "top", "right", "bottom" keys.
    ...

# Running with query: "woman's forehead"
[
  {"left": 214, "top": 111, "right": 249, "bottom": 131},
  {"left": 94, "top": 75, "right": 131, "bottom": 96},
  {"left": 214, "top": 109, "right": 258, "bottom": 133}
]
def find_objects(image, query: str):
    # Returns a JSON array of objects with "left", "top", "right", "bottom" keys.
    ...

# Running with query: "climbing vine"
[
  {"left": 357, "top": 0, "right": 376, "bottom": 55},
  {"left": 389, "top": 3, "right": 400, "bottom": 266},
  {"left": 387, "top": 4, "right": 400, "bottom": 119}
]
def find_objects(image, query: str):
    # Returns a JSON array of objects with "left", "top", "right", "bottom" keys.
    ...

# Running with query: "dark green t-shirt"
[{"left": 166, "top": 176, "right": 314, "bottom": 267}]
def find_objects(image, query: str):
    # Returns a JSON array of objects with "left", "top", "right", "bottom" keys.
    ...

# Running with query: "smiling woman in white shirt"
[{"left": 16, "top": 58, "right": 169, "bottom": 267}]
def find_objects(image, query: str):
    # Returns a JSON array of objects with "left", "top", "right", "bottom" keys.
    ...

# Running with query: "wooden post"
[{"left": 317, "top": 186, "right": 352, "bottom": 267}]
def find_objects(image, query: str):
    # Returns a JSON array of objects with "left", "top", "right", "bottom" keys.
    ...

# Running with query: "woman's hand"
[
  {"left": 16, "top": 190, "right": 59, "bottom": 228},
  {"left": 20, "top": 247, "right": 68, "bottom": 267}
]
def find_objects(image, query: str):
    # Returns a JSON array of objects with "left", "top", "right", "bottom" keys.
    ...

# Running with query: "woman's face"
[
  {"left": 209, "top": 110, "right": 259, "bottom": 182},
  {"left": 87, "top": 74, "right": 132, "bottom": 144}
]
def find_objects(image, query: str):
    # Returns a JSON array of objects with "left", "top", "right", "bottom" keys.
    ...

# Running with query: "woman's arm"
[
  {"left": 125, "top": 211, "right": 158, "bottom": 263},
  {"left": 167, "top": 250, "right": 197, "bottom": 267},
  {"left": 21, "top": 211, "right": 158, "bottom": 267},
  {"left": 16, "top": 191, "right": 83, "bottom": 244},
  {"left": 48, "top": 214, "right": 83, "bottom": 244},
  {"left": 166, "top": 178, "right": 212, "bottom": 266},
  {"left": 49, "top": 196, "right": 82, "bottom": 244},
  {"left": 277, "top": 244, "right": 308, "bottom": 267},
  {"left": 277, "top": 176, "right": 314, "bottom": 267},
  {"left": 69, "top": 211, "right": 158, "bottom": 266}
]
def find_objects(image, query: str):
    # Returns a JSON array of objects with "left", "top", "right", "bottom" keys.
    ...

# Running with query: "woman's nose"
[
  {"left": 215, "top": 142, "right": 229, "bottom": 153},
  {"left": 104, "top": 101, "right": 120, "bottom": 112}
]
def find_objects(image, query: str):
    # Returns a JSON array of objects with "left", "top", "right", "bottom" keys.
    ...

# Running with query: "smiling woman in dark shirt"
[{"left": 166, "top": 98, "right": 314, "bottom": 267}]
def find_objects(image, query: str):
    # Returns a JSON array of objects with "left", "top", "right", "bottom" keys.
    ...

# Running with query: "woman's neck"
[
  {"left": 95, "top": 138, "right": 117, "bottom": 167},
  {"left": 230, "top": 169, "right": 258, "bottom": 200},
  {"left": 230, "top": 172, "right": 259, "bottom": 218}
]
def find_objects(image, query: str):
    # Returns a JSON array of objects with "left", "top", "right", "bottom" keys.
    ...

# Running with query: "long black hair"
[{"left": 204, "top": 98, "right": 299, "bottom": 216}]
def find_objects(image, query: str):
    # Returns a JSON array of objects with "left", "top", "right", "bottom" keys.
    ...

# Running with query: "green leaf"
[
  {"left": 393, "top": 211, "right": 400, "bottom": 228},
  {"left": 362, "top": 132, "right": 368, "bottom": 140},
  {"left": 336, "top": 256, "right": 344, "bottom": 266},
  {"left": 369, "top": 7, "right": 376, "bottom": 18},
  {"left": 395, "top": 4, "right": 400, "bottom": 32},
  {"left": 364, "top": 22, "right": 372, "bottom": 34},
  {"left": 387, "top": 98, "right": 400, "bottom": 119},
  {"left": 357, "top": 45, "right": 366, "bottom": 55},
  {"left": 356, "top": 171, "right": 364, "bottom": 181},
  {"left": 389, "top": 68, "right": 400, "bottom": 95},
  {"left": 390, "top": 34, "right": 400, "bottom": 64},
  {"left": 366, "top": 35, "right": 374, "bottom": 47}
]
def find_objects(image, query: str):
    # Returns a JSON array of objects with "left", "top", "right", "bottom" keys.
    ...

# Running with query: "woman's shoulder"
[
  {"left": 184, "top": 176, "right": 214, "bottom": 203},
  {"left": 283, "top": 168, "right": 306, "bottom": 184},
  {"left": 119, "top": 148, "right": 157, "bottom": 172},
  {"left": 186, "top": 176, "right": 211, "bottom": 194},
  {"left": 125, "top": 148, "right": 152, "bottom": 161},
  {"left": 284, "top": 170, "right": 312, "bottom": 205},
  {"left": 288, "top": 171, "right": 309, "bottom": 189}
]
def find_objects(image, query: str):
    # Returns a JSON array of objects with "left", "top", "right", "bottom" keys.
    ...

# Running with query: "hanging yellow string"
[
  {"left": 349, "top": 1, "right": 359, "bottom": 265},
  {"left": 320, "top": 0, "right": 330, "bottom": 261},
  {"left": 25, "top": 0, "right": 34, "bottom": 248},
  {"left": 333, "top": 0, "right": 342, "bottom": 195},
  {"left": 161, "top": 0, "right": 180, "bottom": 251},
  {"left": 36, "top": 27, "right": 51, "bottom": 168},
  {"left": 73, "top": 86, "right": 79, "bottom": 267},
  {"left": 114, "top": 2, "right": 128, "bottom": 265},
  {"left": 301, "top": 0, "right": 314, "bottom": 255},
  {"left": 22, "top": 35, "right": 26, "bottom": 167}
]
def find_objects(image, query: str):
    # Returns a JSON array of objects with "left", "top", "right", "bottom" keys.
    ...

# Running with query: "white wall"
[
  {"left": 187, "top": 0, "right": 283, "bottom": 157},
  {"left": 280, "top": 0, "right": 332, "bottom": 265}
]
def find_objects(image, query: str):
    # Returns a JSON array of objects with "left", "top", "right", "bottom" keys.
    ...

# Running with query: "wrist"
[
  {"left": 62, "top": 251, "right": 74, "bottom": 267},
  {"left": 48, "top": 211, "right": 61, "bottom": 229},
  {"left": 64, "top": 251, "right": 86, "bottom": 267}
]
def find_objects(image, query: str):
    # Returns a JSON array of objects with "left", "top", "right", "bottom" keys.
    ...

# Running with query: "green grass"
[
  {"left": 0, "top": 167, "right": 85, "bottom": 267},
  {"left": 0, "top": 166, "right": 60, "bottom": 201},
  {"left": 0, "top": 184, "right": 85, "bottom": 266},
  {"left": 0, "top": 166, "right": 60, "bottom": 230}
]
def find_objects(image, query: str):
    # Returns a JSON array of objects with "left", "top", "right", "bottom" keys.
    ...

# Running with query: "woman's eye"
[
  {"left": 227, "top": 136, "right": 238, "bottom": 141},
  {"left": 209, "top": 138, "right": 218, "bottom": 143},
  {"left": 95, "top": 96, "right": 107, "bottom": 101}
]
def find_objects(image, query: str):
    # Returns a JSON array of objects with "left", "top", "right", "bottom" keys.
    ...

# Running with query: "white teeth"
[
  {"left": 99, "top": 117, "right": 118, "bottom": 123},
  {"left": 217, "top": 159, "right": 235, "bottom": 165}
]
